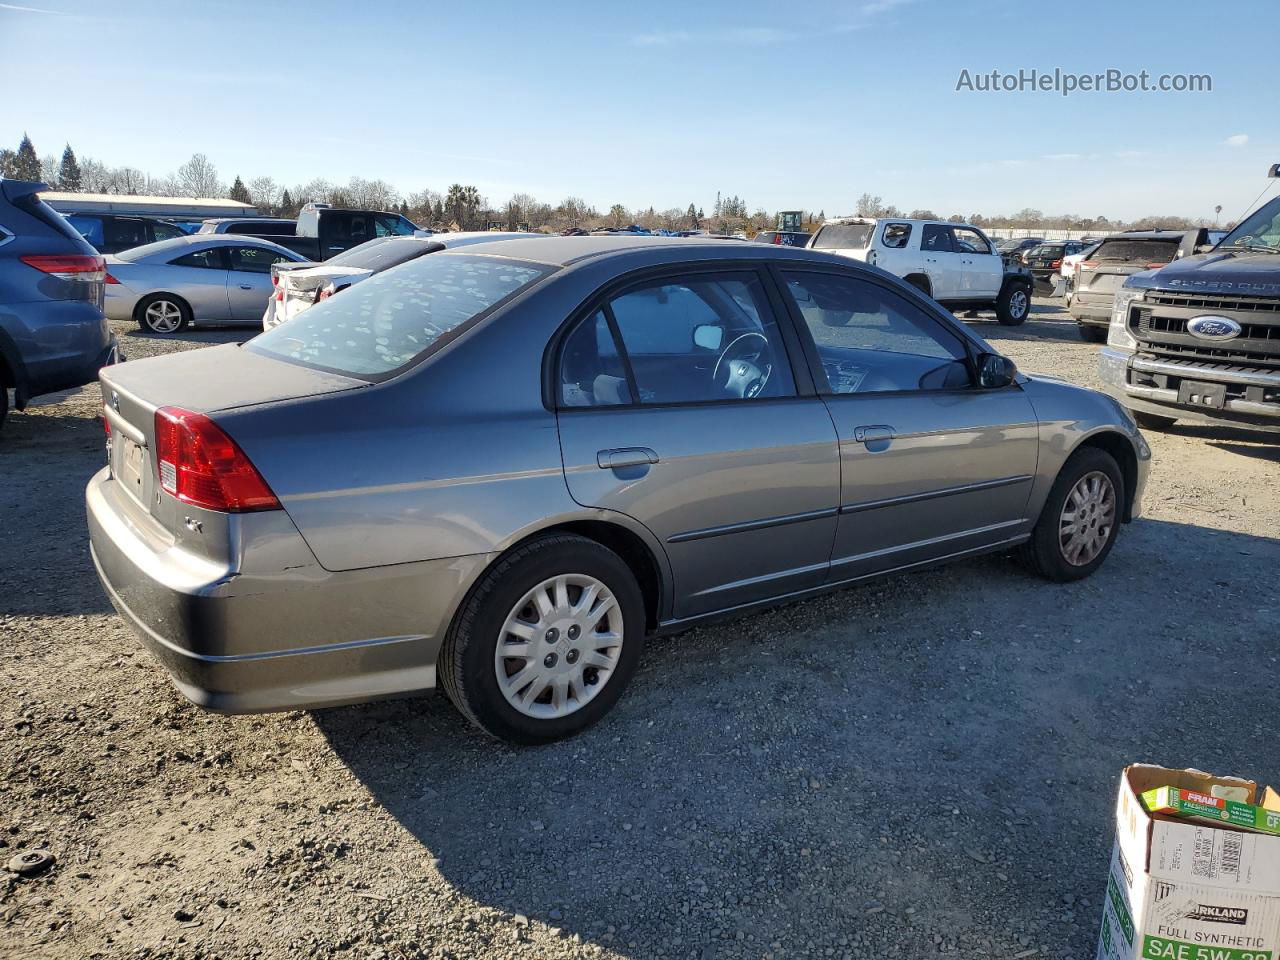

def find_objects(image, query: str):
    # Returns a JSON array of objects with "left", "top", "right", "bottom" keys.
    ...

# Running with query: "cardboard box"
[{"left": 1097, "top": 764, "right": 1280, "bottom": 960}]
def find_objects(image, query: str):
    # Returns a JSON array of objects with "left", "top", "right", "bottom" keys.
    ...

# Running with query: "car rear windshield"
[
  {"left": 1091, "top": 238, "right": 1180, "bottom": 263},
  {"left": 248, "top": 254, "right": 552, "bottom": 379},
  {"left": 812, "top": 223, "right": 874, "bottom": 249},
  {"left": 327, "top": 237, "right": 437, "bottom": 272}
]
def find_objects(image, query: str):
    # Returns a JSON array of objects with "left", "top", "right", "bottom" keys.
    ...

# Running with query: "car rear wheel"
[
  {"left": 136, "top": 294, "right": 190, "bottom": 335},
  {"left": 1019, "top": 447, "right": 1124, "bottom": 582},
  {"left": 1077, "top": 323, "right": 1107, "bottom": 343},
  {"left": 439, "top": 534, "right": 645, "bottom": 744},
  {"left": 996, "top": 283, "right": 1030, "bottom": 326},
  {"left": 1133, "top": 411, "right": 1176, "bottom": 431}
]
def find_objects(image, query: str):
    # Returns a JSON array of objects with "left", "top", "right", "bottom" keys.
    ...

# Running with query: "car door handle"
[
  {"left": 597, "top": 447, "right": 659, "bottom": 469},
  {"left": 239, "top": 284, "right": 253, "bottom": 290},
  {"left": 853, "top": 425, "right": 895, "bottom": 444}
]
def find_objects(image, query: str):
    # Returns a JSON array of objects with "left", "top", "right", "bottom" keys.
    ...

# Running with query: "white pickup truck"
[{"left": 809, "top": 217, "right": 1034, "bottom": 325}]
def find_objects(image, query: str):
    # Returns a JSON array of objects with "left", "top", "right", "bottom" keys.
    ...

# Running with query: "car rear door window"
[
  {"left": 594, "top": 273, "right": 795, "bottom": 406},
  {"left": 782, "top": 271, "right": 972, "bottom": 393},
  {"left": 921, "top": 224, "right": 954, "bottom": 252},
  {"left": 559, "top": 310, "right": 632, "bottom": 407},
  {"left": 170, "top": 248, "right": 225, "bottom": 269},
  {"left": 103, "top": 217, "right": 150, "bottom": 252}
]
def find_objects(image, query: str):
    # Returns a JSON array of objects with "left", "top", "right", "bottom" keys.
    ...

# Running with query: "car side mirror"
[
  {"left": 976, "top": 352, "right": 1017, "bottom": 388},
  {"left": 1195, "top": 243, "right": 1215, "bottom": 254},
  {"left": 692, "top": 324, "right": 724, "bottom": 351}
]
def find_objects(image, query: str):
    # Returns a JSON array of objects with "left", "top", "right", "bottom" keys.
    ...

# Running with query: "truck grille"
[{"left": 1129, "top": 292, "right": 1280, "bottom": 370}]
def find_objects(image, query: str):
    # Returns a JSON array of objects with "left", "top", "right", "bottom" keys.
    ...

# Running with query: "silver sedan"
[
  {"left": 87, "top": 237, "right": 1150, "bottom": 744},
  {"left": 104, "top": 235, "right": 307, "bottom": 334}
]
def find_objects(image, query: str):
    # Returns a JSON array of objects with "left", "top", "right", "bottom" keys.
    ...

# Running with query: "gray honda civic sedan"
[{"left": 87, "top": 236, "right": 1150, "bottom": 743}]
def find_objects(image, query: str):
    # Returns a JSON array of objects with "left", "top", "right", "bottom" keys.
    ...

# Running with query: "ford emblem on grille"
[{"left": 1187, "top": 315, "right": 1243, "bottom": 341}]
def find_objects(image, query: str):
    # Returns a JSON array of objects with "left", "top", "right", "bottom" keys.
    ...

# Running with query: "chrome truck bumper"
[
  {"left": 86, "top": 467, "right": 493, "bottom": 713},
  {"left": 1099, "top": 347, "right": 1280, "bottom": 433}
]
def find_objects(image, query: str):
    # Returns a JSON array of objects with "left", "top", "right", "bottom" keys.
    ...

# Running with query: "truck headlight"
[{"left": 1108, "top": 288, "right": 1143, "bottom": 349}]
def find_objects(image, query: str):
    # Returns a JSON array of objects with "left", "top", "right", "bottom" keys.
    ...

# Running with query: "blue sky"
[{"left": 2, "top": 0, "right": 1275, "bottom": 221}]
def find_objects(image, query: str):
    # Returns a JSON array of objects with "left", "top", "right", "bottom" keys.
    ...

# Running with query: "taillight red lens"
[
  {"left": 105, "top": 272, "right": 120, "bottom": 285},
  {"left": 1145, "top": 262, "right": 1167, "bottom": 269},
  {"left": 1050, "top": 259, "right": 1061, "bottom": 268},
  {"left": 1080, "top": 261, "right": 1097, "bottom": 268},
  {"left": 20, "top": 254, "right": 106, "bottom": 281},
  {"left": 274, "top": 289, "right": 284, "bottom": 301},
  {"left": 153, "top": 407, "right": 280, "bottom": 513}
]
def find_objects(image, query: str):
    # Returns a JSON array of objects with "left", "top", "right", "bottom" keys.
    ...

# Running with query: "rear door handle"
[
  {"left": 597, "top": 447, "right": 659, "bottom": 469},
  {"left": 853, "top": 425, "right": 895, "bottom": 444},
  {"left": 239, "top": 284, "right": 253, "bottom": 290}
]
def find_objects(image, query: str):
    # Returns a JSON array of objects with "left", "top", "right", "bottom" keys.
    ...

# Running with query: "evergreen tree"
[
  {"left": 57, "top": 144, "right": 82, "bottom": 191},
  {"left": 280, "top": 189, "right": 294, "bottom": 216},
  {"left": 14, "top": 134, "right": 40, "bottom": 181},
  {"left": 0, "top": 149, "right": 16, "bottom": 179},
  {"left": 686, "top": 203, "right": 698, "bottom": 228},
  {"left": 229, "top": 175, "right": 252, "bottom": 204}
]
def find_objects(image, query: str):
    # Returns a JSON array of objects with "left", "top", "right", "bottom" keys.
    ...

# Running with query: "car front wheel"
[
  {"left": 439, "top": 534, "right": 645, "bottom": 744},
  {"left": 1019, "top": 447, "right": 1124, "bottom": 582},
  {"left": 996, "top": 283, "right": 1030, "bottom": 326}
]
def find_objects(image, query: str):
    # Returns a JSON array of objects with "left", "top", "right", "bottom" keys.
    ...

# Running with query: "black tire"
[
  {"left": 1133, "top": 411, "right": 1176, "bottom": 432},
  {"left": 439, "top": 534, "right": 646, "bottom": 745},
  {"left": 134, "top": 293, "right": 191, "bottom": 335},
  {"left": 1018, "top": 447, "right": 1125, "bottom": 582},
  {"left": 996, "top": 282, "right": 1030, "bottom": 326},
  {"left": 1077, "top": 323, "right": 1107, "bottom": 343}
]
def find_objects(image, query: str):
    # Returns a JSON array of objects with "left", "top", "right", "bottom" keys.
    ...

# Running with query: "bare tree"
[
  {"left": 248, "top": 176, "right": 281, "bottom": 213},
  {"left": 176, "top": 153, "right": 223, "bottom": 198}
]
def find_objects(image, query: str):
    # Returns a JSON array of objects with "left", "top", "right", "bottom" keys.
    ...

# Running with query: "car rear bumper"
[
  {"left": 1099, "top": 346, "right": 1280, "bottom": 433},
  {"left": 1069, "top": 291, "right": 1113, "bottom": 324},
  {"left": 86, "top": 467, "right": 492, "bottom": 712}
]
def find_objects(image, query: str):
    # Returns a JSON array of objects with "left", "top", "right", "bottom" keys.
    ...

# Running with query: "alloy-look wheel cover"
[
  {"left": 1009, "top": 289, "right": 1028, "bottom": 318},
  {"left": 145, "top": 300, "right": 183, "bottom": 333},
  {"left": 1058, "top": 470, "right": 1116, "bottom": 566},
  {"left": 494, "top": 573, "right": 624, "bottom": 720}
]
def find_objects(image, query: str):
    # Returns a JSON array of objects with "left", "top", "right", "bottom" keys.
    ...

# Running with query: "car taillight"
[
  {"left": 153, "top": 406, "right": 280, "bottom": 513},
  {"left": 20, "top": 254, "right": 106, "bottom": 281},
  {"left": 1145, "top": 262, "right": 1168, "bottom": 269},
  {"left": 1050, "top": 259, "right": 1061, "bottom": 268},
  {"left": 1080, "top": 261, "right": 1097, "bottom": 268},
  {"left": 105, "top": 272, "right": 120, "bottom": 285},
  {"left": 274, "top": 288, "right": 284, "bottom": 301}
]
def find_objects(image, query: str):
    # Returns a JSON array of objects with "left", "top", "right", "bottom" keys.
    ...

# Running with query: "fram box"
[{"left": 1097, "top": 765, "right": 1280, "bottom": 960}]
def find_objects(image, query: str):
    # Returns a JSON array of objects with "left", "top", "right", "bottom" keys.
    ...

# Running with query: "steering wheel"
[{"left": 712, "top": 331, "right": 773, "bottom": 399}]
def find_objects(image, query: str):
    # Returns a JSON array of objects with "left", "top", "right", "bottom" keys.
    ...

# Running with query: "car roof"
[
  {"left": 1099, "top": 230, "right": 1188, "bottom": 240},
  {"left": 118, "top": 233, "right": 301, "bottom": 260},
  {"left": 431, "top": 234, "right": 854, "bottom": 269}
]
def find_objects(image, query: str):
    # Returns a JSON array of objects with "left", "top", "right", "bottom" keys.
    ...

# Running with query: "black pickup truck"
[
  {"left": 199, "top": 203, "right": 422, "bottom": 261},
  {"left": 1099, "top": 166, "right": 1280, "bottom": 434}
]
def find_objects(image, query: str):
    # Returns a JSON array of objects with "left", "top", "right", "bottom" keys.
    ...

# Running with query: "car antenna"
[{"left": 1230, "top": 166, "right": 1280, "bottom": 226}]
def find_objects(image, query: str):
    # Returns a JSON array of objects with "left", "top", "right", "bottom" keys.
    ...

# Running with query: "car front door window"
[{"left": 783, "top": 271, "right": 972, "bottom": 393}]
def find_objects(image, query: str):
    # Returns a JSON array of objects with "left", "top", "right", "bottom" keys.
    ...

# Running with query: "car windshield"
[
  {"left": 811, "top": 223, "right": 874, "bottom": 249},
  {"left": 1091, "top": 238, "right": 1180, "bottom": 263},
  {"left": 328, "top": 237, "right": 435, "bottom": 271},
  {"left": 1218, "top": 197, "right": 1280, "bottom": 251},
  {"left": 248, "top": 254, "right": 552, "bottom": 379}
]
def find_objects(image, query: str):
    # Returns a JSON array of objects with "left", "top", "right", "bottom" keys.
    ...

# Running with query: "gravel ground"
[{"left": 2, "top": 300, "right": 1277, "bottom": 960}]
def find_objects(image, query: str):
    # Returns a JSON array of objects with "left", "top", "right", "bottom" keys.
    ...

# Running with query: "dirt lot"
[{"left": 2, "top": 300, "right": 1277, "bottom": 960}]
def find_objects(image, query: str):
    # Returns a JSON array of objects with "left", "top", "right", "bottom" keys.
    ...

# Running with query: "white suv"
[{"left": 809, "top": 217, "right": 1032, "bottom": 325}]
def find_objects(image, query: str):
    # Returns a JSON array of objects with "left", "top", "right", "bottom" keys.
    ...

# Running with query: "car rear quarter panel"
[{"left": 215, "top": 276, "right": 610, "bottom": 574}]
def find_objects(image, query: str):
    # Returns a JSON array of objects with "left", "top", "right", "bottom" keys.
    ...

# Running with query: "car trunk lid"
[
  {"left": 1078, "top": 238, "right": 1181, "bottom": 294},
  {"left": 99, "top": 345, "right": 366, "bottom": 531}
]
